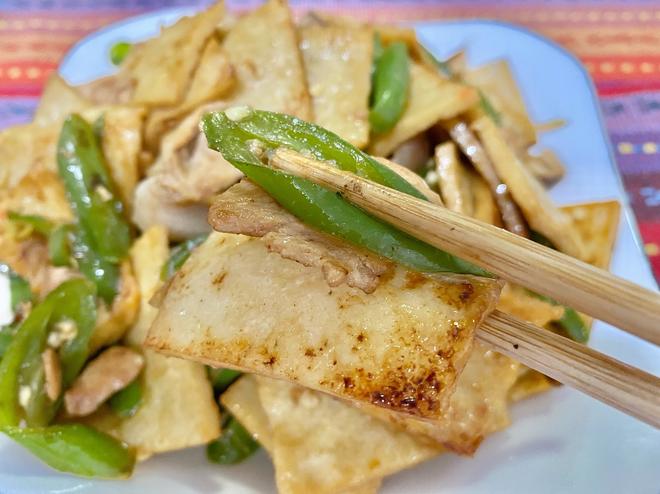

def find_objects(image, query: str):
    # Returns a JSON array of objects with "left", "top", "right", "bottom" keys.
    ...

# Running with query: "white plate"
[{"left": 1, "top": 10, "right": 659, "bottom": 494}]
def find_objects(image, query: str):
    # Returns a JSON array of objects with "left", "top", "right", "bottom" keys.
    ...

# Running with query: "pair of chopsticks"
[{"left": 270, "top": 148, "right": 660, "bottom": 429}]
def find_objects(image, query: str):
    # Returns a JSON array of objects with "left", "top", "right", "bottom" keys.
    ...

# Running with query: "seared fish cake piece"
[{"left": 147, "top": 233, "right": 501, "bottom": 420}]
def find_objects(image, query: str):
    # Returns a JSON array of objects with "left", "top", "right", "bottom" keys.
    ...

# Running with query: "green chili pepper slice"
[
  {"left": 47, "top": 224, "right": 75, "bottom": 267},
  {"left": 7, "top": 212, "right": 54, "bottom": 237},
  {"left": 57, "top": 114, "right": 131, "bottom": 263},
  {"left": 528, "top": 290, "right": 590, "bottom": 343},
  {"left": 0, "top": 325, "right": 15, "bottom": 359},
  {"left": 369, "top": 41, "right": 410, "bottom": 134},
  {"left": 202, "top": 111, "right": 490, "bottom": 277},
  {"left": 160, "top": 234, "right": 209, "bottom": 281},
  {"left": 108, "top": 378, "right": 142, "bottom": 418},
  {"left": 0, "top": 267, "right": 33, "bottom": 359},
  {"left": 207, "top": 414, "right": 259, "bottom": 465},
  {"left": 0, "top": 297, "right": 52, "bottom": 427},
  {"left": 1, "top": 265, "right": 33, "bottom": 314},
  {"left": 57, "top": 114, "right": 131, "bottom": 303},
  {"left": 556, "top": 307, "right": 589, "bottom": 343},
  {"left": 370, "top": 33, "right": 384, "bottom": 108},
  {"left": 526, "top": 232, "right": 590, "bottom": 343},
  {"left": 0, "top": 279, "right": 96, "bottom": 427},
  {"left": 208, "top": 368, "right": 241, "bottom": 395},
  {"left": 6, "top": 213, "right": 77, "bottom": 268},
  {"left": 110, "top": 42, "right": 132, "bottom": 66},
  {"left": 70, "top": 228, "right": 121, "bottom": 305},
  {"left": 0, "top": 266, "right": 34, "bottom": 400},
  {"left": 2, "top": 424, "right": 135, "bottom": 478},
  {"left": 213, "top": 108, "right": 425, "bottom": 199}
]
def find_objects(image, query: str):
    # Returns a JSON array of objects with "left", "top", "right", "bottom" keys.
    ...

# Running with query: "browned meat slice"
[
  {"left": 209, "top": 180, "right": 390, "bottom": 294},
  {"left": 64, "top": 346, "right": 144, "bottom": 417}
]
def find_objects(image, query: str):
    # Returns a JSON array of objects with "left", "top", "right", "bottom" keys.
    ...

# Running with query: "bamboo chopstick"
[
  {"left": 268, "top": 148, "right": 660, "bottom": 428},
  {"left": 479, "top": 311, "right": 660, "bottom": 428},
  {"left": 270, "top": 148, "right": 660, "bottom": 347}
]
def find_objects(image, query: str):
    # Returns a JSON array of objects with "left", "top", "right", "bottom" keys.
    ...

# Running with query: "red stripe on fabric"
[
  {"left": 0, "top": 85, "right": 45, "bottom": 97},
  {"left": 597, "top": 82, "right": 660, "bottom": 96}
]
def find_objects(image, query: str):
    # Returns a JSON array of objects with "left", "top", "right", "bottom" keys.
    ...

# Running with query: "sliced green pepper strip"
[
  {"left": 0, "top": 279, "right": 96, "bottom": 427},
  {"left": 207, "top": 414, "right": 259, "bottom": 465},
  {"left": 57, "top": 114, "right": 131, "bottom": 303},
  {"left": 202, "top": 112, "right": 490, "bottom": 277},
  {"left": 110, "top": 41, "right": 132, "bottom": 66},
  {"left": 208, "top": 368, "right": 241, "bottom": 395},
  {"left": 0, "top": 298, "right": 51, "bottom": 427},
  {"left": 369, "top": 33, "right": 384, "bottom": 107},
  {"left": 0, "top": 266, "right": 33, "bottom": 389},
  {"left": 48, "top": 224, "right": 75, "bottom": 267},
  {"left": 7, "top": 212, "right": 54, "bottom": 237},
  {"left": 526, "top": 232, "right": 590, "bottom": 343},
  {"left": 211, "top": 108, "right": 425, "bottom": 200},
  {"left": 529, "top": 229, "right": 555, "bottom": 249},
  {"left": 6, "top": 214, "right": 76, "bottom": 268},
  {"left": 1, "top": 265, "right": 33, "bottom": 314},
  {"left": 108, "top": 378, "right": 142, "bottom": 418},
  {"left": 71, "top": 227, "right": 121, "bottom": 305},
  {"left": 526, "top": 290, "right": 589, "bottom": 343},
  {"left": 557, "top": 307, "right": 589, "bottom": 343},
  {"left": 0, "top": 266, "right": 31, "bottom": 356},
  {"left": 54, "top": 281, "right": 98, "bottom": 386},
  {"left": 369, "top": 41, "right": 410, "bottom": 134},
  {"left": 160, "top": 234, "right": 209, "bottom": 281},
  {"left": 0, "top": 326, "right": 15, "bottom": 359},
  {"left": 57, "top": 114, "right": 131, "bottom": 264},
  {"left": 2, "top": 424, "right": 135, "bottom": 478}
]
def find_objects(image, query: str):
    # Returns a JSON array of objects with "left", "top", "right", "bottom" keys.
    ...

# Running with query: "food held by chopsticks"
[{"left": 1, "top": 0, "right": 653, "bottom": 491}]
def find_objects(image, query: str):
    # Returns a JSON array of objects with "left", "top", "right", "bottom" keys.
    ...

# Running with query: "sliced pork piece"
[
  {"left": 390, "top": 132, "right": 432, "bottom": 172},
  {"left": 445, "top": 119, "right": 527, "bottom": 236},
  {"left": 132, "top": 105, "right": 242, "bottom": 238},
  {"left": 209, "top": 180, "right": 389, "bottom": 293},
  {"left": 473, "top": 116, "right": 586, "bottom": 259},
  {"left": 434, "top": 142, "right": 474, "bottom": 216},
  {"left": 64, "top": 346, "right": 144, "bottom": 417}
]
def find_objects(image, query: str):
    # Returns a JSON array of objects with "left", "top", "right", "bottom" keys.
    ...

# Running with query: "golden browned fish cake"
[
  {"left": 223, "top": 375, "right": 384, "bottom": 494},
  {"left": 146, "top": 233, "right": 501, "bottom": 420}
]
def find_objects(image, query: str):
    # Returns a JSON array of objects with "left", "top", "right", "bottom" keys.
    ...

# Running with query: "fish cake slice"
[{"left": 146, "top": 232, "right": 501, "bottom": 420}]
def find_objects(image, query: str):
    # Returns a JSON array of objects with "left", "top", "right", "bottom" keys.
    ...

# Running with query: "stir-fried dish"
[{"left": 0, "top": 1, "right": 621, "bottom": 490}]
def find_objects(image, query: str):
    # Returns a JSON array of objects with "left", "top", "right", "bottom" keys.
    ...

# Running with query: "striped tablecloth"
[{"left": 1, "top": 0, "right": 659, "bottom": 281}]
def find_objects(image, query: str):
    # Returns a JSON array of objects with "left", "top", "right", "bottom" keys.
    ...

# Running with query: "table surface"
[{"left": 1, "top": 0, "right": 659, "bottom": 282}]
